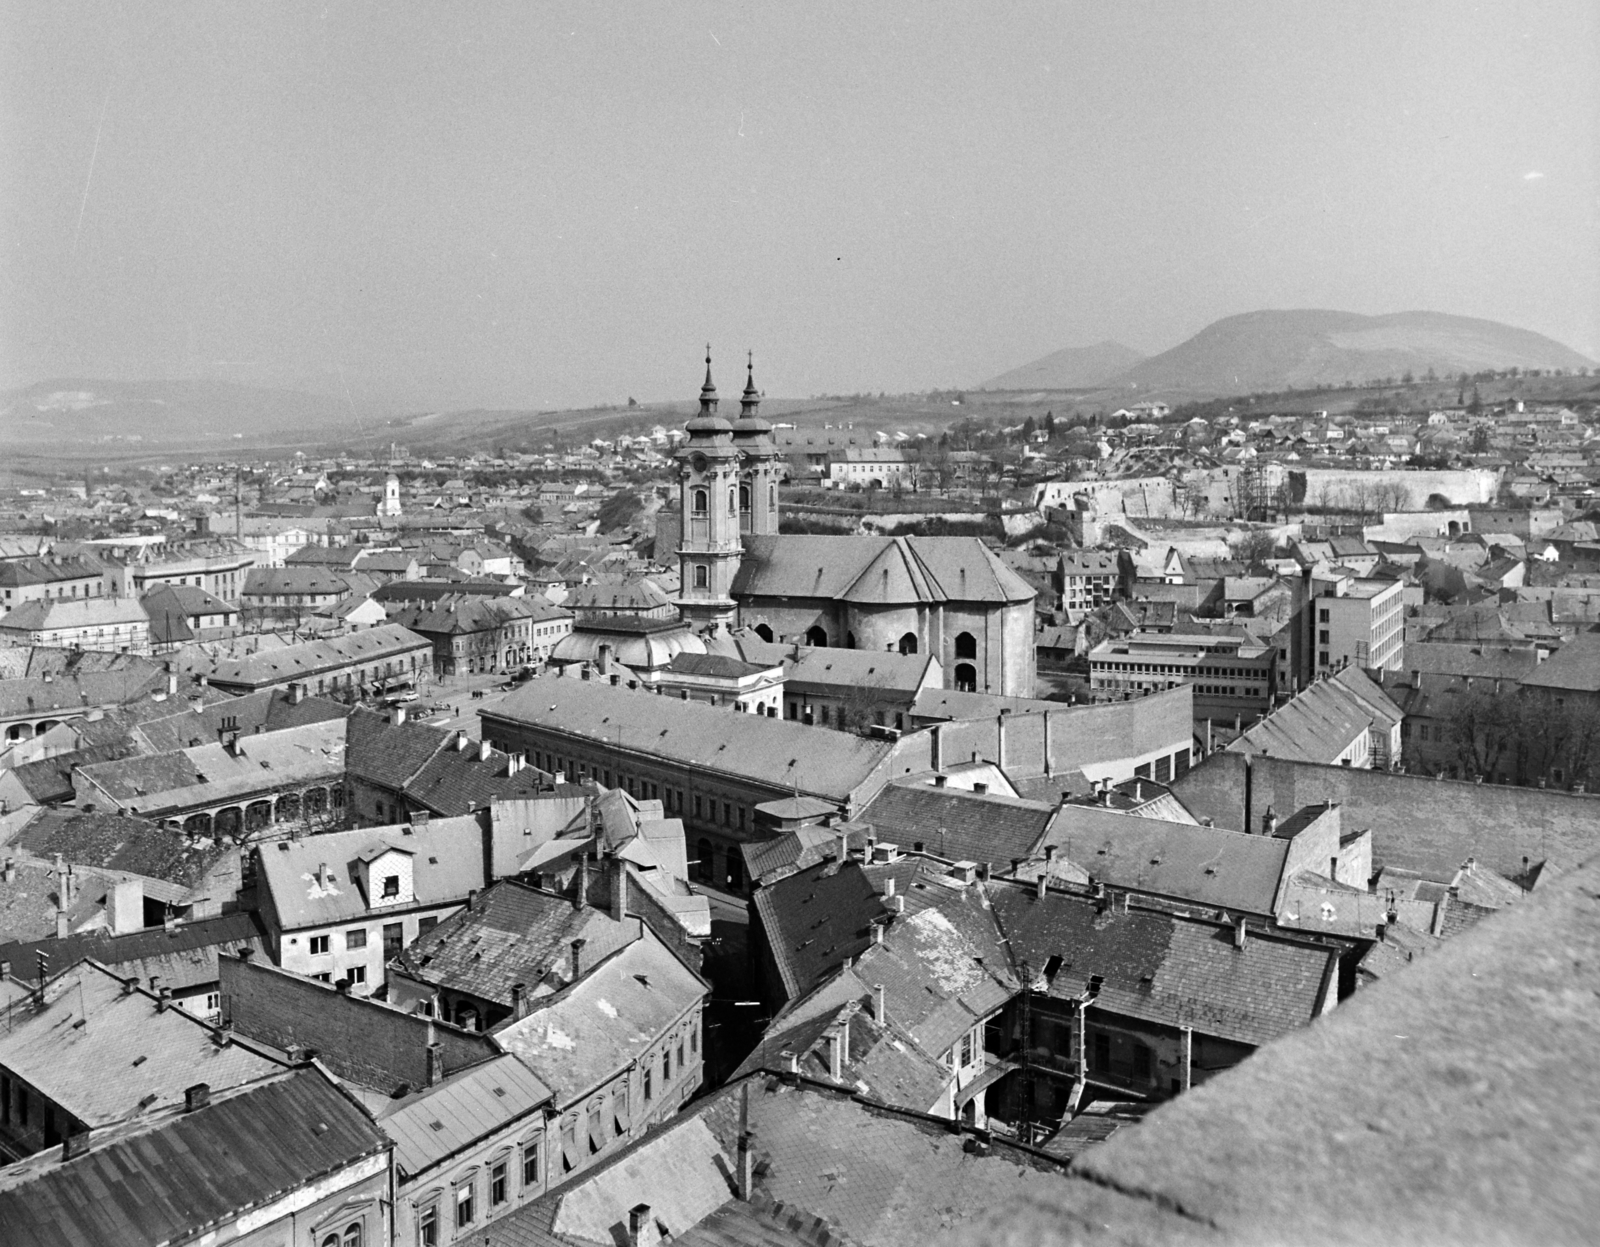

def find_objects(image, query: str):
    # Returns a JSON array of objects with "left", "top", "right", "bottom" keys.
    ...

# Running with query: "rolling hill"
[
  {"left": 1107, "top": 310, "right": 1594, "bottom": 397},
  {"left": 980, "top": 340, "right": 1146, "bottom": 390},
  {"left": 0, "top": 378, "right": 370, "bottom": 449}
]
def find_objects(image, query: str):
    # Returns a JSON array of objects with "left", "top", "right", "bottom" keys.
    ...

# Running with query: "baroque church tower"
[{"left": 675, "top": 350, "right": 779, "bottom": 632}]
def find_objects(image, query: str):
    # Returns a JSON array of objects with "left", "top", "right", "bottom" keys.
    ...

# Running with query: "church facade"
[{"left": 674, "top": 354, "right": 1036, "bottom": 698}]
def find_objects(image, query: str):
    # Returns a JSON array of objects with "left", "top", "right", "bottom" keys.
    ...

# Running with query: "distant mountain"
[
  {"left": 1113, "top": 310, "right": 1595, "bottom": 397},
  {"left": 981, "top": 341, "right": 1147, "bottom": 390},
  {"left": 0, "top": 378, "right": 369, "bottom": 448}
]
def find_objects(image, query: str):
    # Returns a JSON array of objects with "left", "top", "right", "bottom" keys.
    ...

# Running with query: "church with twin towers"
[{"left": 672, "top": 351, "right": 1037, "bottom": 698}]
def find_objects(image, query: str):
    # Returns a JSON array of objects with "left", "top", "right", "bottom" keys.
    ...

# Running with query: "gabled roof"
[
  {"left": 0, "top": 1067, "right": 389, "bottom": 1247},
  {"left": 731, "top": 535, "right": 1035, "bottom": 605},
  {"left": 10, "top": 807, "right": 234, "bottom": 889},
  {"left": 752, "top": 858, "right": 889, "bottom": 1001},
  {"left": 494, "top": 933, "right": 706, "bottom": 1107},
  {"left": 375, "top": 1054, "right": 552, "bottom": 1180},
  {"left": 134, "top": 687, "right": 350, "bottom": 753},
  {"left": 392, "top": 879, "right": 639, "bottom": 1005},
  {"left": 0, "top": 959, "right": 283, "bottom": 1130},
  {"left": 205, "top": 623, "right": 431, "bottom": 688},
  {"left": 861, "top": 783, "right": 1053, "bottom": 865},
  {"left": 991, "top": 885, "right": 1336, "bottom": 1047},
  {"left": 1036, "top": 806, "right": 1291, "bottom": 916},
  {"left": 1226, "top": 667, "right": 1401, "bottom": 764},
  {"left": 0, "top": 911, "right": 269, "bottom": 993},
  {"left": 256, "top": 816, "right": 488, "bottom": 929},
  {"left": 1520, "top": 632, "right": 1600, "bottom": 693}
]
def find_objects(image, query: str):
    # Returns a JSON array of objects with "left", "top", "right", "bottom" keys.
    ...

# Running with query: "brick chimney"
[
  {"left": 611, "top": 856, "right": 628, "bottom": 922},
  {"left": 426, "top": 1041, "right": 445, "bottom": 1086},
  {"left": 628, "top": 1204, "right": 656, "bottom": 1247},
  {"left": 570, "top": 937, "right": 587, "bottom": 981},
  {"left": 575, "top": 854, "right": 589, "bottom": 911},
  {"left": 478, "top": 738, "right": 493, "bottom": 763},
  {"left": 511, "top": 982, "right": 528, "bottom": 1019},
  {"left": 390, "top": 705, "right": 407, "bottom": 726},
  {"left": 184, "top": 1083, "right": 210, "bottom": 1111}
]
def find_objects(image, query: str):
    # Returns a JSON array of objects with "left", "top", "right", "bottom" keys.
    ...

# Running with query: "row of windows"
[
  {"left": 690, "top": 484, "right": 777, "bottom": 514},
  {"left": 417, "top": 1142, "right": 540, "bottom": 1245}
]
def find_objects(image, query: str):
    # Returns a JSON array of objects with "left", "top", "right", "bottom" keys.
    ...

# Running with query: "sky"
[{"left": 3, "top": 1, "right": 1597, "bottom": 413}]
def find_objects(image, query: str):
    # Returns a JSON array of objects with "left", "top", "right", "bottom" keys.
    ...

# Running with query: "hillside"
[
  {"left": 0, "top": 378, "right": 370, "bottom": 449},
  {"left": 1112, "top": 309, "right": 1594, "bottom": 398},
  {"left": 981, "top": 341, "right": 1146, "bottom": 391}
]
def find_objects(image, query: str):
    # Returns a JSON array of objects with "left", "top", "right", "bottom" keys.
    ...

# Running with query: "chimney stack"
[
  {"left": 427, "top": 1041, "right": 445, "bottom": 1086},
  {"left": 478, "top": 738, "right": 492, "bottom": 763},
  {"left": 1035, "top": 872, "right": 1047, "bottom": 899},
  {"left": 827, "top": 1023, "right": 846, "bottom": 1080},
  {"left": 611, "top": 855, "right": 628, "bottom": 921},
  {"left": 628, "top": 1204, "right": 656, "bottom": 1247},
  {"left": 1233, "top": 916, "right": 1247, "bottom": 949},
  {"left": 575, "top": 854, "right": 589, "bottom": 910},
  {"left": 736, "top": 1082, "right": 756, "bottom": 1200},
  {"left": 836, "top": 829, "right": 849, "bottom": 865},
  {"left": 184, "top": 1083, "right": 210, "bottom": 1112},
  {"left": 512, "top": 982, "right": 528, "bottom": 1019},
  {"left": 570, "top": 937, "right": 587, "bottom": 981},
  {"left": 1261, "top": 806, "right": 1277, "bottom": 836},
  {"left": 391, "top": 704, "right": 406, "bottom": 726},
  {"left": 873, "top": 984, "right": 886, "bottom": 1026}
]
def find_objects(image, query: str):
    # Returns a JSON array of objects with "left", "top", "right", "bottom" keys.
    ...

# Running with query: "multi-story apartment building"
[
  {"left": 1057, "top": 550, "right": 1120, "bottom": 615},
  {"left": 0, "top": 596, "right": 152, "bottom": 654},
  {"left": 1312, "top": 576, "right": 1404, "bottom": 675}
]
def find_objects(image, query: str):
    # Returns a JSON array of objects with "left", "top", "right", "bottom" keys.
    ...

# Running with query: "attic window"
[{"left": 1086, "top": 974, "right": 1104, "bottom": 999}]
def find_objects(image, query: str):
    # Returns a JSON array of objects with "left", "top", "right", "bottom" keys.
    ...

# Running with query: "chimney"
[
  {"left": 1035, "top": 873, "right": 1047, "bottom": 899},
  {"left": 933, "top": 773, "right": 948, "bottom": 788},
  {"left": 288, "top": 681, "right": 305, "bottom": 705},
  {"left": 167, "top": 672, "right": 178, "bottom": 697},
  {"left": 836, "top": 829, "right": 849, "bottom": 865},
  {"left": 871, "top": 919, "right": 885, "bottom": 946},
  {"left": 184, "top": 1083, "right": 210, "bottom": 1112},
  {"left": 56, "top": 909, "right": 69, "bottom": 940},
  {"left": 455, "top": 730, "right": 470, "bottom": 752},
  {"left": 827, "top": 1023, "right": 846, "bottom": 1080},
  {"left": 597, "top": 644, "right": 611, "bottom": 676},
  {"left": 507, "top": 751, "right": 525, "bottom": 777},
  {"left": 391, "top": 704, "right": 407, "bottom": 726},
  {"left": 426, "top": 1041, "right": 445, "bottom": 1086},
  {"left": 883, "top": 877, "right": 895, "bottom": 898},
  {"left": 611, "top": 856, "right": 628, "bottom": 921},
  {"left": 570, "top": 937, "right": 587, "bottom": 980},
  {"left": 1099, "top": 779, "right": 1112, "bottom": 807},
  {"left": 873, "top": 984, "right": 886, "bottom": 1026},
  {"left": 1, "top": 859, "right": 13, "bottom": 884},
  {"left": 61, "top": 1133, "right": 91, "bottom": 1162},
  {"left": 511, "top": 982, "right": 528, "bottom": 1019},
  {"left": 575, "top": 854, "right": 589, "bottom": 910},
  {"left": 1261, "top": 806, "right": 1277, "bottom": 836},
  {"left": 1233, "top": 916, "right": 1247, "bottom": 949},
  {"left": 478, "top": 738, "right": 492, "bottom": 763},
  {"left": 628, "top": 1204, "right": 656, "bottom": 1247}
]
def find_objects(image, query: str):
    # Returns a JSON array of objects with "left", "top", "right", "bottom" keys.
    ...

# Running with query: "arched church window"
[
  {"left": 692, "top": 489, "right": 708, "bottom": 515},
  {"left": 754, "top": 624, "right": 774, "bottom": 642},
  {"left": 806, "top": 625, "right": 829, "bottom": 648},
  {"left": 739, "top": 485, "right": 750, "bottom": 512},
  {"left": 955, "top": 663, "right": 978, "bottom": 693},
  {"left": 955, "top": 632, "right": 977, "bottom": 660},
  {"left": 898, "top": 633, "right": 918, "bottom": 655}
]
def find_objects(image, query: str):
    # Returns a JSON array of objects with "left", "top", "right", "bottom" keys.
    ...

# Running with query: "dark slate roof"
[
  {"left": 861, "top": 783, "right": 1053, "bottom": 864},
  {"left": 135, "top": 687, "right": 350, "bottom": 753},
  {"left": 391, "top": 879, "right": 637, "bottom": 1005},
  {"left": 1055, "top": 852, "right": 1600, "bottom": 1245},
  {"left": 1520, "top": 631, "right": 1600, "bottom": 693},
  {"left": 665, "top": 652, "right": 775, "bottom": 679},
  {"left": 10, "top": 808, "right": 231, "bottom": 889},
  {"left": 990, "top": 885, "right": 1336, "bottom": 1047},
  {"left": 345, "top": 706, "right": 449, "bottom": 788},
  {"left": 10, "top": 742, "right": 135, "bottom": 804},
  {"left": 0, "top": 910, "right": 268, "bottom": 992},
  {"left": 0, "top": 1068, "right": 389, "bottom": 1247},
  {"left": 1226, "top": 667, "right": 1401, "bottom": 764},
  {"left": 752, "top": 859, "right": 891, "bottom": 1001},
  {"left": 732, "top": 535, "right": 1035, "bottom": 605},
  {"left": 347, "top": 708, "right": 558, "bottom": 815}
]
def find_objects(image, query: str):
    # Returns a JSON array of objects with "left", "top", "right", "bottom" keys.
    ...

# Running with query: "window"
[
  {"left": 309, "top": 935, "right": 330, "bottom": 956},
  {"left": 384, "top": 922, "right": 404, "bottom": 959},
  {"left": 663, "top": 1046, "right": 672, "bottom": 1082},
  {"left": 418, "top": 916, "right": 438, "bottom": 936},
  {"left": 418, "top": 1204, "right": 439, "bottom": 1247},
  {"left": 490, "top": 1159, "right": 508, "bottom": 1206},
  {"left": 690, "top": 1022, "right": 698, "bottom": 1054},
  {"left": 382, "top": 875, "right": 400, "bottom": 898},
  {"left": 1319, "top": 630, "right": 1330, "bottom": 644},
  {"left": 693, "top": 564, "right": 708, "bottom": 589},
  {"left": 347, "top": 965, "right": 367, "bottom": 985},
  {"left": 346, "top": 928, "right": 367, "bottom": 950},
  {"left": 954, "top": 631, "right": 977, "bottom": 660},
  {"left": 204, "top": 991, "right": 221, "bottom": 1014},
  {"left": 455, "top": 1181, "right": 475, "bottom": 1229},
  {"left": 522, "top": 1139, "right": 541, "bottom": 1188},
  {"left": 677, "top": 1037, "right": 685, "bottom": 1069},
  {"left": 692, "top": 488, "right": 708, "bottom": 514},
  {"left": 644, "top": 1065, "right": 653, "bottom": 1101},
  {"left": 1319, "top": 608, "right": 1330, "bottom": 623},
  {"left": 313, "top": 972, "right": 333, "bottom": 983}
]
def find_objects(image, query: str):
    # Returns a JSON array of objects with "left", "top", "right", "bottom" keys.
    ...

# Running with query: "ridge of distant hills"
[
  {"left": 0, "top": 377, "right": 368, "bottom": 449},
  {"left": 983, "top": 310, "right": 1595, "bottom": 398},
  {"left": 981, "top": 340, "right": 1147, "bottom": 390}
]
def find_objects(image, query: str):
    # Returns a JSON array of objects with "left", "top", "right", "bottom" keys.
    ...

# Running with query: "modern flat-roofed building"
[
  {"left": 1312, "top": 575, "right": 1404, "bottom": 675},
  {"left": 1089, "top": 627, "right": 1277, "bottom": 721}
]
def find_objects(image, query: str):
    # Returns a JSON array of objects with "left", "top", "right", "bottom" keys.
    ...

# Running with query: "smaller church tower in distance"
[
  {"left": 730, "top": 352, "right": 780, "bottom": 538},
  {"left": 674, "top": 349, "right": 742, "bottom": 632},
  {"left": 379, "top": 473, "right": 403, "bottom": 518}
]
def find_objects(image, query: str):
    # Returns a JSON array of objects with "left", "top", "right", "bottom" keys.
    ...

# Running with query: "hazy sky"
[{"left": 4, "top": 1, "right": 1596, "bottom": 411}]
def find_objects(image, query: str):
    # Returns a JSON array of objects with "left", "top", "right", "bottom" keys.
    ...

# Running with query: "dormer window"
[{"left": 382, "top": 875, "right": 400, "bottom": 899}]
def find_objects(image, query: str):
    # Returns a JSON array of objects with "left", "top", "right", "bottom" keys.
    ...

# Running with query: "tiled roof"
[
  {"left": 392, "top": 879, "right": 638, "bottom": 1005},
  {"left": 731, "top": 535, "right": 1035, "bottom": 605},
  {"left": 0, "top": 959, "right": 283, "bottom": 1129},
  {"left": 134, "top": 687, "right": 350, "bottom": 753},
  {"left": 486, "top": 677, "right": 896, "bottom": 803},
  {"left": 0, "top": 910, "right": 269, "bottom": 993},
  {"left": 752, "top": 859, "right": 890, "bottom": 1002},
  {"left": 1056, "top": 852, "right": 1600, "bottom": 1244},
  {"left": 204, "top": 623, "right": 431, "bottom": 689},
  {"left": 665, "top": 652, "right": 775, "bottom": 679},
  {"left": 1520, "top": 632, "right": 1600, "bottom": 692},
  {"left": 782, "top": 647, "right": 937, "bottom": 696},
  {"left": 10, "top": 741, "right": 136, "bottom": 804},
  {"left": 494, "top": 933, "right": 706, "bottom": 1107},
  {"left": 990, "top": 886, "right": 1336, "bottom": 1047},
  {"left": 1227, "top": 667, "right": 1401, "bottom": 764},
  {"left": 0, "top": 596, "right": 150, "bottom": 633},
  {"left": 347, "top": 708, "right": 559, "bottom": 815},
  {"left": 376, "top": 1054, "right": 552, "bottom": 1179},
  {"left": 0, "top": 1067, "right": 389, "bottom": 1247},
  {"left": 0, "top": 668, "right": 169, "bottom": 720},
  {"left": 255, "top": 816, "right": 488, "bottom": 930},
  {"left": 10, "top": 807, "right": 233, "bottom": 888},
  {"left": 1036, "top": 805, "right": 1291, "bottom": 915},
  {"left": 861, "top": 784, "right": 1053, "bottom": 865}
]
